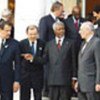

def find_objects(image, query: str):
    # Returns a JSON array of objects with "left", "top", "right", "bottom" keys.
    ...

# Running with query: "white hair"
[
  {"left": 53, "top": 21, "right": 64, "bottom": 31},
  {"left": 2, "top": 9, "right": 12, "bottom": 16},
  {"left": 81, "top": 21, "right": 95, "bottom": 32}
]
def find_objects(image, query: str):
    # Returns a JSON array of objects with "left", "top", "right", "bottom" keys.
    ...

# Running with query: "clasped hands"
[{"left": 21, "top": 53, "right": 34, "bottom": 61}]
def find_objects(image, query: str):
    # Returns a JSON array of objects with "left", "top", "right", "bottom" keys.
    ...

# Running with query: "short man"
[
  {"left": 44, "top": 21, "right": 77, "bottom": 100},
  {"left": 20, "top": 25, "right": 45, "bottom": 100},
  {"left": 0, "top": 21, "right": 20, "bottom": 100},
  {"left": 75, "top": 21, "right": 100, "bottom": 100}
]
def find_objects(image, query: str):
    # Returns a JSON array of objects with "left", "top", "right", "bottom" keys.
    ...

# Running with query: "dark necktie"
[
  {"left": 57, "top": 39, "right": 61, "bottom": 49},
  {"left": 31, "top": 42, "right": 34, "bottom": 55},
  {"left": 74, "top": 20, "right": 79, "bottom": 30}
]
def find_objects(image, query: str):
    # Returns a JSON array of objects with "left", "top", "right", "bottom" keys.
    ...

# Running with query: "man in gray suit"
[
  {"left": 44, "top": 21, "right": 77, "bottom": 100},
  {"left": 74, "top": 21, "right": 100, "bottom": 100}
]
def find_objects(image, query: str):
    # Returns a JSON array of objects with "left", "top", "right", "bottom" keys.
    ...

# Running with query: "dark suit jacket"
[
  {"left": 65, "top": 16, "right": 85, "bottom": 39},
  {"left": 0, "top": 38, "right": 21, "bottom": 84},
  {"left": 44, "top": 37, "right": 77, "bottom": 86},
  {"left": 78, "top": 36, "right": 100, "bottom": 92},
  {"left": 39, "top": 14, "right": 67, "bottom": 42},
  {"left": 20, "top": 39, "right": 45, "bottom": 89}
]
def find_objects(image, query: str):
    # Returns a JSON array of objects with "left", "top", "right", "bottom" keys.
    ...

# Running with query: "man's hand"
[
  {"left": 13, "top": 82, "right": 20, "bottom": 92},
  {"left": 95, "top": 84, "right": 100, "bottom": 92},
  {"left": 74, "top": 81, "right": 78, "bottom": 92},
  {"left": 72, "top": 79, "right": 77, "bottom": 89},
  {"left": 21, "top": 53, "right": 33, "bottom": 61}
]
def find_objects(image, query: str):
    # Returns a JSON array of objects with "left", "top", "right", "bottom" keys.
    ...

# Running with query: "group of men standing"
[{"left": 0, "top": 1, "right": 100, "bottom": 100}]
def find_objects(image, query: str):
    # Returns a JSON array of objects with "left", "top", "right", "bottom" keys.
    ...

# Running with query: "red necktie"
[
  {"left": 74, "top": 20, "right": 79, "bottom": 30},
  {"left": 57, "top": 39, "right": 61, "bottom": 49}
]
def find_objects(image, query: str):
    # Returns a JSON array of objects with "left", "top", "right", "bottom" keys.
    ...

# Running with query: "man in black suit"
[
  {"left": 0, "top": 21, "right": 20, "bottom": 100},
  {"left": 44, "top": 21, "right": 77, "bottom": 100},
  {"left": 20, "top": 25, "right": 45, "bottom": 100},
  {"left": 0, "top": 9, "right": 14, "bottom": 38}
]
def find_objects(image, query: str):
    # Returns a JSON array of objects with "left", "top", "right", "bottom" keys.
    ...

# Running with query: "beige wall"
[{"left": 61, "top": 0, "right": 77, "bottom": 17}]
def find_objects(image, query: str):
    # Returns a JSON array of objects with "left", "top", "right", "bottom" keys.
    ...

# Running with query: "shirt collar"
[
  {"left": 0, "top": 37, "right": 6, "bottom": 44},
  {"left": 72, "top": 16, "right": 79, "bottom": 23},
  {"left": 86, "top": 34, "right": 94, "bottom": 43},
  {"left": 29, "top": 40, "right": 37, "bottom": 46},
  {"left": 50, "top": 12, "right": 57, "bottom": 20},
  {"left": 55, "top": 36, "right": 65, "bottom": 45}
]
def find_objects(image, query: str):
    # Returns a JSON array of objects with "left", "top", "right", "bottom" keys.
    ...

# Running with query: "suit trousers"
[
  {"left": 0, "top": 75, "right": 13, "bottom": 100},
  {"left": 20, "top": 75, "right": 42, "bottom": 100},
  {"left": 49, "top": 86, "right": 71, "bottom": 100},
  {"left": 78, "top": 91, "right": 100, "bottom": 100}
]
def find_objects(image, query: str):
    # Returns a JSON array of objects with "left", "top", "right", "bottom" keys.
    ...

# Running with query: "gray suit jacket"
[
  {"left": 78, "top": 36, "right": 100, "bottom": 92},
  {"left": 44, "top": 38, "right": 76, "bottom": 86}
]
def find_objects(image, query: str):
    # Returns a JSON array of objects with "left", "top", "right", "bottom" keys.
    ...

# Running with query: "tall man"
[
  {"left": 44, "top": 21, "right": 77, "bottom": 100},
  {"left": 0, "top": 21, "right": 20, "bottom": 100},
  {"left": 20, "top": 25, "right": 45, "bottom": 100},
  {"left": 39, "top": 2, "right": 66, "bottom": 96},
  {"left": 75, "top": 21, "right": 100, "bottom": 100},
  {"left": 39, "top": 1, "right": 65, "bottom": 42}
]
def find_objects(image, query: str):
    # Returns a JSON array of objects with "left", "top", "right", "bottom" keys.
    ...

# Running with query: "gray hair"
[
  {"left": 81, "top": 21, "right": 95, "bottom": 32},
  {"left": 2, "top": 9, "right": 12, "bottom": 17},
  {"left": 53, "top": 21, "right": 64, "bottom": 31}
]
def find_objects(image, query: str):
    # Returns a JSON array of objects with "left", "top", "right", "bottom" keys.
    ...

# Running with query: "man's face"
[
  {"left": 79, "top": 25, "right": 90, "bottom": 39},
  {"left": 73, "top": 8, "right": 81, "bottom": 20},
  {"left": 27, "top": 28, "right": 38, "bottom": 41},
  {"left": 93, "top": 11, "right": 100, "bottom": 20},
  {"left": 54, "top": 25, "right": 65, "bottom": 38},
  {"left": 57, "top": 6, "right": 64, "bottom": 17},
  {"left": 1, "top": 24, "right": 12, "bottom": 39}
]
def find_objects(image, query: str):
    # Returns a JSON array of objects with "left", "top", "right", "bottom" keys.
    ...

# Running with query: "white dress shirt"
[
  {"left": 0, "top": 38, "right": 6, "bottom": 50},
  {"left": 55, "top": 36, "right": 65, "bottom": 46},
  {"left": 50, "top": 12, "right": 60, "bottom": 22}
]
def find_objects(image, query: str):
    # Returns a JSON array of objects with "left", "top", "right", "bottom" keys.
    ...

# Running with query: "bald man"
[{"left": 75, "top": 21, "right": 100, "bottom": 100}]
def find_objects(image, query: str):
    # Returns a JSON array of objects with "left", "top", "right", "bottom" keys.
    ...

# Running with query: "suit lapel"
[
  {"left": 80, "top": 37, "right": 95, "bottom": 57},
  {"left": 25, "top": 39, "right": 32, "bottom": 53},
  {"left": 0, "top": 39, "right": 10, "bottom": 57}
]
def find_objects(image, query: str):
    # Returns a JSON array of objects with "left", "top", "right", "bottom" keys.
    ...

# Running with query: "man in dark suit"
[
  {"left": 66, "top": 6, "right": 85, "bottom": 97},
  {"left": 0, "top": 9, "right": 14, "bottom": 38},
  {"left": 44, "top": 21, "right": 77, "bottom": 100},
  {"left": 20, "top": 25, "right": 45, "bottom": 100},
  {"left": 74, "top": 21, "right": 100, "bottom": 100},
  {"left": 39, "top": 2, "right": 66, "bottom": 96},
  {"left": 39, "top": 1, "right": 66, "bottom": 42},
  {"left": 66, "top": 6, "right": 85, "bottom": 51},
  {"left": 0, "top": 21, "right": 20, "bottom": 100}
]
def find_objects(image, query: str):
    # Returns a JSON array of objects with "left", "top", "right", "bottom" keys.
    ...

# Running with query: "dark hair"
[
  {"left": 26, "top": 25, "right": 39, "bottom": 33},
  {"left": 86, "top": 12, "right": 96, "bottom": 22},
  {"left": 0, "top": 21, "right": 12, "bottom": 29},
  {"left": 93, "top": 5, "right": 100, "bottom": 13},
  {"left": 51, "top": 1, "right": 63, "bottom": 12}
]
